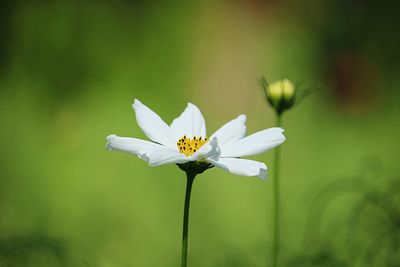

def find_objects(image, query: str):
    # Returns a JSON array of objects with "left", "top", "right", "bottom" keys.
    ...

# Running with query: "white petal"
[
  {"left": 133, "top": 99, "right": 177, "bottom": 148},
  {"left": 209, "top": 115, "right": 246, "bottom": 147},
  {"left": 220, "top": 127, "right": 285, "bottom": 157},
  {"left": 208, "top": 158, "right": 268, "bottom": 179},
  {"left": 188, "top": 137, "right": 220, "bottom": 161},
  {"left": 142, "top": 146, "right": 188, "bottom": 166},
  {"left": 170, "top": 103, "right": 206, "bottom": 139},
  {"left": 106, "top": 134, "right": 187, "bottom": 166},
  {"left": 106, "top": 134, "right": 160, "bottom": 155}
]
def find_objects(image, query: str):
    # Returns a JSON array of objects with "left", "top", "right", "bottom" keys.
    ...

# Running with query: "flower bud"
[{"left": 264, "top": 79, "right": 296, "bottom": 114}]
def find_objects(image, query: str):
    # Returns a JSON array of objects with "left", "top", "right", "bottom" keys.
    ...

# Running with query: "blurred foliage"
[
  {"left": 284, "top": 247, "right": 348, "bottom": 267},
  {"left": 0, "top": 233, "right": 67, "bottom": 267},
  {"left": 0, "top": 0, "right": 399, "bottom": 266},
  {"left": 304, "top": 159, "right": 400, "bottom": 266}
]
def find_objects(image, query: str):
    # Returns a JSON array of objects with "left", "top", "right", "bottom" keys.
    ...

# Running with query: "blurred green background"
[{"left": 1, "top": 0, "right": 399, "bottom": 266}]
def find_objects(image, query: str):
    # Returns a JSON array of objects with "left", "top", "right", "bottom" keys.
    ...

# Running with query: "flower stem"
[
  {"left": 272, "top": 114, "right": 282, "bottom": 267},
  {"left": 181, "top": 171, "right": 196, "bottom": 267}
]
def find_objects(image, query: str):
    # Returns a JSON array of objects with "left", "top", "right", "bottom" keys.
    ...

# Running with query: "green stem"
[
  {"left": 272, "top": 114, "right": 282, "bottom": 267},
  {"left": 181, "top": 172, "right": 196, "bottom": 267}
]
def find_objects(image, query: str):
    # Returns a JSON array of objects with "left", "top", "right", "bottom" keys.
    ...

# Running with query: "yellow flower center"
[{"left": 177, "top": 135, "right": 208, "bottom": 156}]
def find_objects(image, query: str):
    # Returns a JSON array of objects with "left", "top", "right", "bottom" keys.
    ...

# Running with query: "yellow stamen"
[{"left": 177, "top": 135, "right": 208, "bottom": 156}]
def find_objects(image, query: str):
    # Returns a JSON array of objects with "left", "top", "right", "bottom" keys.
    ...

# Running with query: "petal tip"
[
  {"left": 187, "top": 102, "right": 201, "bottom": 111},
  {"left": 106, "top": 135, "right": 117, "bottom": 149},
  {"left": 258, "top": 167, "right": 268, "bottom": 180},
  {"left": 271, "top": 127, "right": 286, "bottom": 141},
  {"left": 270, "top": 127, "right": 284, "bottom": 133},
  {"left": 256, "top": 162, "right": 268, "bottom": 179},
  {"left": 106, "top": 134, "right": 117, "bottom": 140},
  {"left": 278, "top": 128, "right": 286, "bottom": 142},
  {"left": 132, "top": 98, "right": 142, "bottom": 109},
  {"left": 238, "top": 114, "right": 247, "bottom": 122},
  {"left": 105, "top": 134, "right": 116, "bottom": 150}
]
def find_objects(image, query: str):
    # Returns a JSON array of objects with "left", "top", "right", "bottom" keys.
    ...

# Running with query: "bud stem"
[{"left": 272, "top": 114, "right": 282, "bottom": 267}]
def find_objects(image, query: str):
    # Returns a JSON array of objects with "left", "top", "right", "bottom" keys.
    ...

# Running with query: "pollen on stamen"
[{"left": 177, "top": 135, "right": 208, "bottom": 157}]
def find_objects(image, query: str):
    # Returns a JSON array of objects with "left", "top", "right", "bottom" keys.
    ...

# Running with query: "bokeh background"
[{"left": 1, "top": 0, "right": 399, "bottom": 266}]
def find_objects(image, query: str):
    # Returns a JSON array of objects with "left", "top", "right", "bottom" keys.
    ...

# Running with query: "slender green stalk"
[
  {"left": 181, "top": 172, "right": 196, "bottom": 267},
  {"left": 272, "top": 114, "right": 282, "bottom": 267}
]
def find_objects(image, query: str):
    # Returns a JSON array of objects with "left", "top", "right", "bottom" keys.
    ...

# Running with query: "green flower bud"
[{"left": 264, "top": 79, "right": 296, "bottom": 114}]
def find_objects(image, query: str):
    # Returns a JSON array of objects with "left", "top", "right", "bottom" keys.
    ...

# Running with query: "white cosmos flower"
[{"left": 106, "top": 99, "right": 286, "bottom": 179}]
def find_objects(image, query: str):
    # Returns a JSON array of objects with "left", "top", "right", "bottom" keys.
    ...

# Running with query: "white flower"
[{"left": 106, "top": 99, "right": 285, "bottom": 179}]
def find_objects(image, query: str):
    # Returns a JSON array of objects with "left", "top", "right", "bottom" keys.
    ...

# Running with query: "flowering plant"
[{"left": 106, "top": 99, "right": 285, "bottom": 267}]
